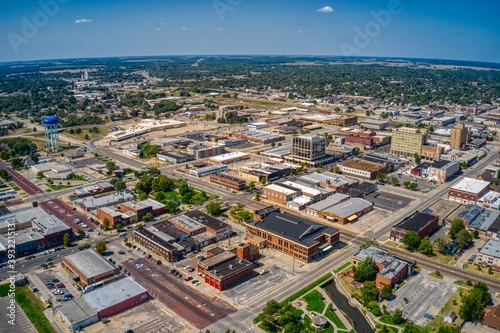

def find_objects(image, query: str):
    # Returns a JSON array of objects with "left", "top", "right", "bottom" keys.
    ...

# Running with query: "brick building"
[
  {"left": 390, "top": 212, "right": 439, "bottom": 242},
  {"left": 245, "top": 212, "right": 340, "bottom": 263},
  {"left": 448, "top": 178, "right": 490, "bottom": 204},
  {"left": 261, "top": 184, "right": 300, "bottom": 205},
  {"left": 210, "top": 173, "right": 246, "bottom": 191},
  {"left": 184, "top": 210, "right": 232, "bottom": 241},
  {"left": 62, "top": 249, "right": 119, "bottom": 285},
  {"left": 96, "top": 206, "right": 137, "bottom": 227},
  {"left": 197, "top": 251, "right": 253, "bottom": 291},
  {"left": 352, "top": 245, "right": 414, "bottom": 288},
  {"left": 131, "top": 225, "right": 181, "bottom": 262},
  {"left": 340, "top": 160, "right": 392, "bottom": 180}
]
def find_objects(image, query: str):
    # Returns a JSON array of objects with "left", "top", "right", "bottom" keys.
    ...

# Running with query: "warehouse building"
[
  {"left": 209, "top": 173, "right": 246, "bottom": 191},
  {"left": 306, "top": 197, "right": 373, "bottom": 224},
  {"left": 298, "top": 172, "right": 359, "bottom": 193},
  {"left": 184, "top": 210, "right": 232, "bottom": 241},
  {"left": 390, "top": 212, "right": 439, "bottom": 242},
  {"left": 245, "top": 212, "right": 340, "bottom": 263},
  {"left": 156, "top": 151, "right": 195, "bottom": 164},
  {"left": 239, "top": 164, "right": 291, "bottom": 183},
  {"left": 62, "top": 249, "right": 119, "bottom": 285},
  {"left": 340, "top": 160, "right": 392, "bottom": 180},
  {"left": 58, "top": 297, "right": 99, "bottom": 331},
  {"left": 189, "top": 164, "right": 228, "bottom": 177},
  {"left": 209, "top": 151, "right": 250, "bottom": 165},
  {"left": 81, "top": 277, "right": 149, "bottom": 319},
  {"left": 187, "top": 142, "right": 225, "bottom": 159}
]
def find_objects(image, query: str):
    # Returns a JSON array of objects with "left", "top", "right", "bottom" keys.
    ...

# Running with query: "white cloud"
[
  {"left": 74, "top": 18, "right": 92, "bottom": 24},
  {"left": 181, "top": 27, "right": 188, "bottom": 30},
  {"left": 154, "top": 27, "right": 161, "bottom": 31},
  {"left": 216, "top": 28, "right": 223, "bottom": 32},
  {"left": 316, "top": 6, "right": 334, "bottom": 13}
]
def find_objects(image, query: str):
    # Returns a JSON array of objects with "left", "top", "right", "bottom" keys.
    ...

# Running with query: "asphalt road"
[{"left": 0, "top": 161, "right": 43, "bottom": 195}]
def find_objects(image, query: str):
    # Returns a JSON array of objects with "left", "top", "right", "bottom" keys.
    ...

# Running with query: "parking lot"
[
  {"left": 85, "top": 301, "right": 187, "bottom": 333},
  {"left": 0, "top": 296, "right": 37, "bottom": 333},
  {"left": 35, "top": 269, "right": 78, "bottom": 304},
  {"left": 365, "top": 191, "right": 413, "bottom": 212},
  {"left": 39, "top": 198, "right": 97, "bottom": 232},
  {"left": 123, "top": 259, "right": 236, "bottom": 330},
  {"left": 385, "top": 274, "right": 458, "bottom": 326},
  {"left": 223, "top": 264, "right": 292, "bottom": 305}
]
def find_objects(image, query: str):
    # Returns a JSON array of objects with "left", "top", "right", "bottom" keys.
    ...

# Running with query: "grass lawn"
[
  {"left": 428, "top": 251, "right": 456, "bottom": 265},
  {"left": 62, "top": 126, "right": 111, "bottom": 141},
  {"left": 14, "top": 286, "right": 55, "bottom": 333},
  {"left": 281, "top": 273, "right": 332, "bottom": 305},
  {"left": 428, "top": 271, "right": 444, "bottom": 279},
  {"left": 333, "top": 261, "right": 351, "bottom": 274},
  {"left": 375, "top": 324, "right": 398, "bottom": 333},
  {"left": 324, "top": 304, "right": 347, "bottom": 329},
  {"left": 385, "top": 240, "right": 399, "bottom": 248},
  {"left": 462, "top": 263, "right": 500, "bottom": 279},
  {"left": 12, "top": 186, "right": 21, "bottom": 191},
  {"left": 0, "top": 283, "right": 10, "bottom": 297},
  {"left": 45, "top": 183, "right": 72, "bottom": 191},
  {"left": 428, "top": 287, "right": 465, "bottom": 329},
  {"left": 453, "top": 280, "right": 472, "bottom": 288},
  {"left": 303, "top": 290, "right": 326, "bottom": 313}
]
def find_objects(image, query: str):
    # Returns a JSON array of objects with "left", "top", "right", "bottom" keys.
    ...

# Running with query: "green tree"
[
  {"left": 95, "top": 240, "right": 107, "bottom": 255},
  {"left": 381, "top": 284, "right": 393, "bottom": 299},
  {"left": 449, "top": 219, "right": 465, "bottom": 239},
  {"left": 418, "top": 236, "right": 434, "bottom": 256},
  {"left": 105, "top": 161, "right": 119, "bottom": 174},
  {"left": 402, "top": 231, "right": 421, "bottom": 251},
  {"left": 0, "top": 169, "right": 8, "bottom": 180},
  {"left": 377, "top": 173, "right": 387, "bottom": 182},
  {"left": 137, "top": 223, "right": 144, "bottom": 229},
  {"left": 115, "top": 224, "right": 123, "bottom": 232},
  {"left": 113, "top": 178, "right": 126, "bottom": 192},
  {"left": 206, "top": 201, "right": 222, "bottom": 216},
  {"left": 260, "top": 177, "right": 267, "bottom": 185},
  {"left": 459, "top": 282, "right": 491, "bottom": 321},
  {"left": 101, "top": 218, "right": 110, "bottom": 230},
  {"left": 392, "top": 308, "right": 404, "bottom": 324},
  {"left": 69, "top": 128, "right": 75, "bottom": 134},
  {"left": 456, "top": 229, "right": 473, "bottom": 249},
  {"left": 390, "top": 177, "right": 399, "bottom": 186},
  {"left": 414, "top": 152, "right": 421, "bottom": 165},
  {"left": 77, "top": 229, "right": 86, "bottom": 239},
  {"left": 142, "top": 212, "right": 154, "bottom": 221},
  {"left": 361, "top": 281, "right": 379, "bottom": 305},
  {"left": 84, "top": 134, "right": 90, "bottom": 140},
  {"left": 63, "top": 233, "right": 72, "bottom": 247},
  {"left": 408, "top": 182, "right": 418, "bottom": 190},
  {"left": 75, "top": 128, "right": 82, "bottom": 134},
  {"left": 353, "top": 257, "right": 378, "bottom": 282},
  {"left": 434, "top": 236, "right": 447, "bottom": 254},
  {"left": 437, "top": 327, "right": 460, "bottom": 333},
  {"left": 165, "top": 200, "right": 178, "bottom": 213},
  {"left": 36, "top": 171, "right": 44, "bottom": 179},
  {"left": 255, "top": 192, "right": 261, "bottom": 202},
  {"left": 334, "top": 166, "right": 341, "bottom": 174},
  {"left": 472, "top": 230, "right": 479, "bottom": 239}
]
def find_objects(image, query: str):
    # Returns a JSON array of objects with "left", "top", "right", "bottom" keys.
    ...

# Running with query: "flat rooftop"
[
  {"left": 63, "top": 249, "right": 115, "bottom": 279},
  {"left": 450, "top": 178, "right": 490, "bottom": 194},
  {"left": 82, "top": 277, "right": 147, "bottom": 312},
  {"left": 393, "top": 212, "right": 438, "bottom": 232},
  {"left": 479, "top": 239, "right": 500, "bottom": 259},
  {"left": 457, "top": 205, "right": 484, "bottom": 222},
  {"left": 264, "top": 184, "right": 297, "bottom": 195},
  {"left": 321, "top": 198, "right": 373, "bottom": 218},
  {"left": 169, "top": 214, "right": 205, "bottom": 232},
  {"left": 342, "top": 160, "right": 383, "bottom": 172},
  {"left": 184, "top": 210, "right": 230, "bottom": 232},
  {"left": 58, "top": 298, "right": 97, "bottom": 325},
  {"left": 251, "top": 212, "right": 339, "bottom": 247}
]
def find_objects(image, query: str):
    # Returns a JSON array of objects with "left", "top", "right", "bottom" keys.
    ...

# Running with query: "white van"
[{"left": 119, "top": 232, "right": 127, "bottom": 237}]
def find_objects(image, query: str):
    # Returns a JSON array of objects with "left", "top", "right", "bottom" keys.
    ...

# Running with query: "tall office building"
[
  {"left": 290, "top": 135, "right": 326, "bottom": 161},
  {"left": 390, "top": 127, "right": 426, "bottom": 157},
  {"left": 450, "top": 123, "right": 469, "bottom": 149}
]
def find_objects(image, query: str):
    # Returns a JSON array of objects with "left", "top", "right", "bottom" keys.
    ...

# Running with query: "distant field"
[{"left": 62, "top": 126, "right": 110, "bottom": 141}]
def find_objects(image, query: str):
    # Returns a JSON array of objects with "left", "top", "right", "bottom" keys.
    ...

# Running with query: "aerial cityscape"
[{"left": 0, "top": 1, "right": 500, "bottom": 333}]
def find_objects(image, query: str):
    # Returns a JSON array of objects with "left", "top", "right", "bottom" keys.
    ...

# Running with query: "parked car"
[
  {"left": 56, "top": 283, "right": 65, "bottom": 288},
  {"left": 118, "top": 250, "right": 125, "bottom": 255},
  {"left": 184, "top": 276, "right": 193, "bottom": 282},
  {"left": 404, "top": 297, "right": 409, "bottom": 304},
  {"left": 46, "top": 258, "right": 53, "bottom": 262},
  {"left": 63, "top": 294, "right": 73, "bottom": 301},
  {"left": 156, "top": 260, "right": 161, "bottom": 265},
  {"left": 52, "top": 278, "right": 60, "bottom": 283},
  {"left": 188, "top": 267, "right": 195, "bottom": 272},
  {"left": 46, "top": 283, "right": 55, "bottom": 288},
  {"left": 259, "top": 270, "right": 268, "bottom": 275}
]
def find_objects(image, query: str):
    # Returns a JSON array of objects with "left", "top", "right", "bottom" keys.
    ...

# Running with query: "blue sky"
[{"left": 0, "top": 0, "right": 499, "bottom": 63}]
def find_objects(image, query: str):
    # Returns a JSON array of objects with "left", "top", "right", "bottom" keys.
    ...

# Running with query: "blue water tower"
[{"left": 42, "top": 116, "right": 60, "bottom": 151}]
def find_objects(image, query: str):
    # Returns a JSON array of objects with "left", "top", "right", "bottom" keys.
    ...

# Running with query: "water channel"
[{"left": 322, "top": 280, "right": 374, "bottom": 333}]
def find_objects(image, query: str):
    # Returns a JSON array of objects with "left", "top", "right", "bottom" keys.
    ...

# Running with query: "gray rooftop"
[
  {"left": 58, "top": 298, "right": 97, "bottom": 325},
  {"left": 457, "top": 205, "right": 484, "bottom": 223},
  {"left": 306, "top": 195, "right": 350, "bottom": 212},
  {"left": 169, "top": 215, "right": 205, "bottom": 232},
  {"left": 0, "top": 207, "right": 70, "bottom": 236},
  {"left": 82, "top": 277, "right": 147, "bottom": 312},
  {"left": 63, "top": 249, "right": 116, "bottom": 279},
  {"left": 321, "top": 198, "right": 372, "bottom": 218},
  {"left": 251, "top": 212, "right": 339, "bottom": 247},
  {"left": 74, "top": 192, "right": 134, "bottom": 209},
  {"left": 299, "top": 172, "right": 358, "bottom": 188},
  {"left": 470, "top": 210, "right": 500, "bottom": 231},
  {"left": 353, "top": 245, "right": 408, "bottom": 280},
  {"left": 479, "top": 239, "right": 500, "bottom": 259}
]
